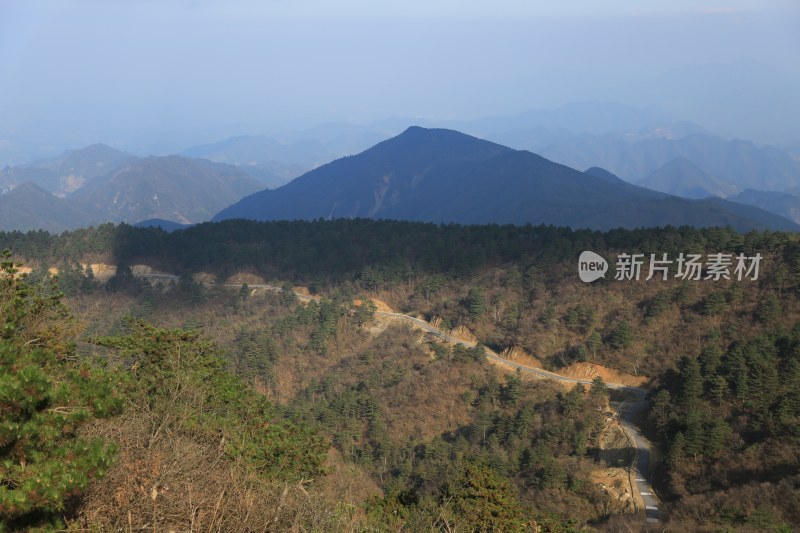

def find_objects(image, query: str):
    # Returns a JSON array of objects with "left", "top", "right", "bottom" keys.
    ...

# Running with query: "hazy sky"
[{"left": 1, "top": 0, "right": 798, "bottom": 156}]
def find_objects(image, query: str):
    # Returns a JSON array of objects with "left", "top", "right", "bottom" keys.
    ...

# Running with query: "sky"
[{"left": 0, "top": 0, "right": 798, "bottom": 158}]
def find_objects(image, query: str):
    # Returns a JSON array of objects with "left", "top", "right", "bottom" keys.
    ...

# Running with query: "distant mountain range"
[
  {"left": 3, "top": 121, "right": 800, "bottom": 233},
  {"left": 0, "top": 143, "right": 135, "bottom": 197},
  {"left": 69, "top": 155, "right": 260, "bottom": 224},
  {"left": 533, "top": 133, "right": 800, "bottom": 192},
  {"left": 637, "top": 157, "right": 740, "bottom": 199},
  {"left": 215, "top": 126, "right": 799, "bottom": 232},
  {"left": 179, "top": 135, "right": 323, "bottom": 189},
  {"left": 0, "top": 182, "right": 93, "bottom": 233},
  {"left": 727, "top": 189, "right": 800, "bottom": 225},
  {"left": 0, "top": 147, "right": 260, "bottom": 232},
  {"left": 179, "top": 128, "right": 392, "bottom": 189}
]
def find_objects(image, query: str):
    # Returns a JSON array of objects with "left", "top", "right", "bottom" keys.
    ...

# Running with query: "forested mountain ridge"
[
  {"left": 215, "top": 126, "right": 800, "bottom": 231},
  {"left": 3, "top": 219, "right": 800, "bottom": 530}
]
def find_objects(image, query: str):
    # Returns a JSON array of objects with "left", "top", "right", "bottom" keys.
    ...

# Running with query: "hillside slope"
[
  {"left": 0, "top": 143, "right": 134, "bottom": 196},
  {"left": 71, "top": 156, "right": 262, "bottom": 224},
  {"left": 215, "top": 127, "right": 799, "bottom": 231},
  {"left": 728, "top": 188, "right": 800, "bottom": 224},
  {"left": 0, "top": 182, "right": 95, "bottom": 232},
  {"left": 539, "top": 133, "right": 800, "bottom": 190},
  {"left": 637, "top": 156, "right": 739, "bottom": 199}
]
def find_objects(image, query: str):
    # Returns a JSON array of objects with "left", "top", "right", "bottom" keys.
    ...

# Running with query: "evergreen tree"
[
  {"left": 708, "top": 375, "right": 728, "bottom": 406},
  {"left": 442, "top": 460, "right": 526, "bottom": 532},
  {"left": 698, "top": 344, "right": 723, "bottom": 380},
  {"left": 590, "top": 376, "right": 608, "bottom": 407},
  {"left": 0, "top": 253, "right": 122, "bottom": 528},
  {"left": 755, "top": 293, "right": 782, "bottom": 324},
  {"left": 667, "top": 432, "right": 687, "bottom": 468},
  {"left": 466, "top": 287, "right": 487, "bottom": 318},
  {"left": 502, "top": 370, "right": 523, "bottom": 406},
  {"left": 586, "top": 330, "right": 602, "bottom": 358},
  {"left": 679, "top": 356, "right": 703, "bottom": 404},
  {"left": 704, "top": 418, "right": 731, "bottom": 455},
  {"left": 608, "top": 321, "right": 632, "bottom": 351},
  {"left": 702, "top": 292, "right": 727, "bottom": 316},
  {"left": 683, "top": 407, "right": 704, "bottom": 459},
  {"left": 645, "top": 290, "right": 670, "bottom": 320},
  {"left": 651, "top": 389, "right": 672, "bottom": 437}
]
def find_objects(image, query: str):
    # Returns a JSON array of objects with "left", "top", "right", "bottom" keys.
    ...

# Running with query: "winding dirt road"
[{"left": 136, "top": 273, "right": 661, "bottom": 524}]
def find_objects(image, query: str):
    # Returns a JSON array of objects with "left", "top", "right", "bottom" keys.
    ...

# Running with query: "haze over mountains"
[
  {"left": 0, "top": 144, "right": 135, "bottom": 197},
  {"left": 0, "top": 148, "right": 260, "bottom": 231},
  {"left": 727, "top": 189, "right": 800, "bottom": 225},
  {"left": 215, "top": 126, "right": 799, "bottom": 232},
  {"left": 3, "top": 102, "right": 800, "bottom": 232},
  {"left": 637, "top": 157, "right": 740, "bottom": 200},
  {"left": 0, "top": 182, "right": 94, "bottom": 233},
  {"left": 535, "top": 133, "right": 800, "bottom": 192},
  {"left": 181, "top": 101, "right": 800, "bottom": 203}
]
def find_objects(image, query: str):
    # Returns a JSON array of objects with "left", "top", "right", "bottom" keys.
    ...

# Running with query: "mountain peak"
[
  {"left": 65, "top": 143, "right": 131, "bottom": 159},
  {"left": 638, "top": 156, "right": 739, "bottom": 199},
  {"left": 215, "top": 127, "right": 797, "bottom": 231},
  {"left": 401, "top": 125, "right": 426, "bottom": 134},
  {"left": 397, "top": 125, "right": 480, "bottom": 141},
  {"left": 7, "top": 180, "right": 51, "bottom": 196}
]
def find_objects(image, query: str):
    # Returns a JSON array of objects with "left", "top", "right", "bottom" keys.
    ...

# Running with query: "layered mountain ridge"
[{"left": 215, "top": 126, "right": 799, "bottom": 232}]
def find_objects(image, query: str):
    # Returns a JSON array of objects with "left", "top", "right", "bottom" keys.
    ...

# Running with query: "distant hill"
[
  {"left": 237, "top": 161, "right": 310, "bottom": 190},
  {"left": 0, "top": 144, "right": 134, "bottom": 196},
  {"left": 727, "top": 189, "right": 800, "bottom": 224},
  {"left": 538, "top": 133, "right": 800, "bottom": 191},
  {"left": 0, "top": 145, "right": 276, "bottom": 232},
  {"left": 181, "top": 135, "right": 348, "bottom": 189},
  {"left": 215, "top": 126, "right": 799, "bottom": 232},
  {"left": 637, "top": 157, "right": 739, "bottom": 199},
  {"left": 71, "top": 156, "right": 261, "bottom": 225},
  {"left": 180, "top": 135, "right": 328, "bottom": 167},
  {"left": 134, "top": 218, "right": 193, "bottom": 232},
  {"left": 583, "top": 167, "right": 629, "bottom": 185},
  {"left": 0, "top": 182, "right": 94, "bottom": 232},
  {"left": 181, "top": 128, "right": 399, "bottom": 189}
]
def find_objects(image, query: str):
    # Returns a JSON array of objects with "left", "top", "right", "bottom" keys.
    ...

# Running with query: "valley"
[
  {"left": 3, "top": 219, "right": 799, "bottom": 530},
  {"left": 3, "top": 2, "right": 799, "bottom": 530}
]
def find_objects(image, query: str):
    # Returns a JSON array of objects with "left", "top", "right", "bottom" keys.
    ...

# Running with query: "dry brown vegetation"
[{"left": 6, "top": 221, "right": 800, "bottom": 530}]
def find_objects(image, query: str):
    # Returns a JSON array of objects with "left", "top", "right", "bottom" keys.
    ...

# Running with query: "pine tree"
[
  {"left": 502, "top": 370, "right": 523, "bottom": 406},
  {"left": 466, "top": 287, "right": 487, "bottom": 318},
  {"left": 698, "top": 344, "right": 723, "bottom": 380},
  {"left": 755, "top": 293, "right": 782, "bottom": 325},
  {"left": 679, "top": 356, "right": 703, "bottom": 404},
  {"left": 651, "top": 389, "right": 672, "bottom": 437},
  {"left": 586, "top": 330, "right": 602, "bottom": 358},
  {"left": 667, "top": 432, "right": 687, "bottom": 468},
  {"left": 704, "top": 418, "right": 731, "bottom": 455},
  {"left": 683, "top": 407, "right": 704, "bottom": 459},
  {"left": 0, "top": 252, "right": 122, "bottom": 528},
  {"left": 443, "top": 460, "right": 526, "bottom": 532},
  {"left": 590, "top": 376, "right": 608, "bottom": 407},
  {"left": 703, "top": 292, "right": 727, "bottom": 316},
  {"left": 608, "top": 321, "right": 632, "bottom": 351}
]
